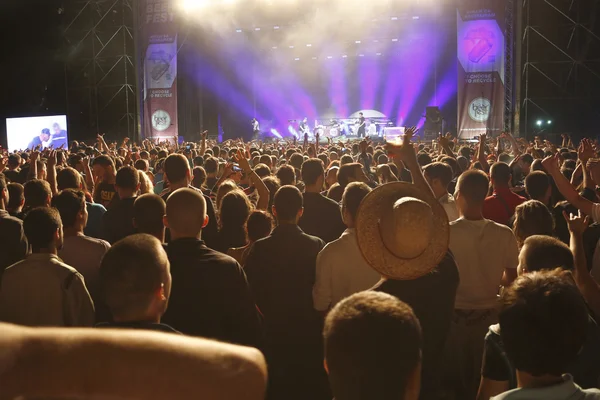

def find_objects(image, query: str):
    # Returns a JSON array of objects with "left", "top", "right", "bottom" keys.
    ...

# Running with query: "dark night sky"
[{"left": 0, "top": 1, "right": 65, "bottom": 120}]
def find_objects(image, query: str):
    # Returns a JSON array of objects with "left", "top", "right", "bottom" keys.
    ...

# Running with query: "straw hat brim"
[{"left": 355, "top": 182, "right": 450, "bottom": 280}]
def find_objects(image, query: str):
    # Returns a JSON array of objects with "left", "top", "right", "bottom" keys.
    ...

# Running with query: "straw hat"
[{"left": 355, "top": 182, "right": 449, "bottom": 280}]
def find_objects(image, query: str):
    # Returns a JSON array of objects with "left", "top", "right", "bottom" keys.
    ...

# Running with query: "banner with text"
[
  {"left": 141, "top": 0, "right": 178, "bottom": 140},
  {"left": 457, "top": 1, "right": 505, "bottom": 139}
]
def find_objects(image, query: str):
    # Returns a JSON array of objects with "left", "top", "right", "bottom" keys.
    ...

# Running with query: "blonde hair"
[{"left": 513, "top": 200, "right": 555, "bottom": 247}]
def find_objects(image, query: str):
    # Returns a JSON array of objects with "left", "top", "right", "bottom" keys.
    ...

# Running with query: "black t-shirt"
[
  {"left": 94, "top": 182, "right": 118, "bottom": 210},
  {"left": 101, "top": 197, "right": 136, "bottom": 244},
  {"left": 374, "top": 251, "right": 459, "bottom": 400},
  {"left": 298, "top": 192, "right": 346, "bottom": 244}
]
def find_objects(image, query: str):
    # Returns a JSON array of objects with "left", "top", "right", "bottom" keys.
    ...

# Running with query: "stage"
[{"left": 168, "top": 0, "right": 458, "bottom": 142}]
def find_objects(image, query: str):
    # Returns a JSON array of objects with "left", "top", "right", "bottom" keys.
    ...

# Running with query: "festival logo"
[
  {"left": 152, "top": 109, "right": 171, "bottom": 132},
  {"left": 468, "top": 97, "right": 491, "bottom": 122}
]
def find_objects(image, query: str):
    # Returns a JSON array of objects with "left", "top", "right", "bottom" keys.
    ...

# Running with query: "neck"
[
  {"left": 63, "top": 226, "right": 84, "bottom": 237},
  {"left": 435, "top": 189, "right": 448, "bottom": 200},
  {"left": 460, "top": 207, "right": 484, "bottom": 221},
  {"left": 494, "top": 184, "right": 510, "bottom": 191},
  {"left": 277, "top": 220, "right": 297, "bottom": 226},
  {"left": 117, "top": 190, "right": 136, "bottom": 199},
  {"left": 170, "top": 230, "right": 201, "bottom": 241},
  {"left": 304, "top": 184, "right": 322, "bottom": 193},
  {"left": 169, "top": 181, "right": 189, "bottom": 191},
  {"left": 105, "top": 174, "right": 116, "bottom": 184},
  {"left": 516, "top": 371, "right": 564, "bottom": 389},
  {"left": 113, "top": 315, "right": 161, "bottom": 324},
  {"left": 33, "top": 247, "right": 58, "bottom": 256}
]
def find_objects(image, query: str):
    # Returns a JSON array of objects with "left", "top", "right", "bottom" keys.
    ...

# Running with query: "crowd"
[{"left": 1, "top": 129, "right": 600, "bottom": 400}]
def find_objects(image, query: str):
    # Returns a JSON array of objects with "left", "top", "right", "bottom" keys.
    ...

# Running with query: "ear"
[
  {"left": 202, "top": 215, "right": 209, "bottom": 228},
  {"left": 156, "top": 283, "right": 166, "bottom": 301},
  {"left": 323, "top": 359, "right": 329, "bottom": 374},
  {"left": 162, "top": 215, "right": 169, "bottom": 229},
  {"left": 136, "top": 183, "right": 141, "bottom": 192},
  {"left": 297, "top": 207, "right": 304, "bottom": 219},
  {"left": 54, "top": 227, "right": 61, "bottom": 241},
  {"left": 271, "top": 205, "right": 277, "bottom": 218}
]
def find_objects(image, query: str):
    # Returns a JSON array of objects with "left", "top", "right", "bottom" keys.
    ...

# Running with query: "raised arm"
[
  {"left": 477, "top": 134, "right": 489, "bottom": 173},
  {"left": 438, "top": 132, "right": 456, "bottom": 159},
  {"left": 47, "top": 150, "right": 58, "bottom": 196},
  {"left": 385, "top": 127, "right": 435, "bottom": 199},
  {"left": 502, "top": 131, "right": 522, "bottom": 157},
  {"left": 200, "top": 130, "right": 208, "bottom": 156},
  {"left": 542, "top": 154, "right": 595, "bottom": 216},
  {"left": 564, "top": 211, "right": 600, "bottom": 317},
  {"left": 0, "top": 323, "right": 267, "bottom": 400},
  {"left": 27, "top": 150, "right": 39, "bottom": 182},
  {"left": 235, "top": 149, "right": 270, "bottom": 210}
]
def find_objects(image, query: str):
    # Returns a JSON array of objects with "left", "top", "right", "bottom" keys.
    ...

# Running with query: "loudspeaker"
[{"left": 424, "top": 106, "right": 442, "bottom": 141}]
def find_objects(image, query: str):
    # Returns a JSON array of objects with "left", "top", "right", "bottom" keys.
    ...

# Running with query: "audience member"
[
  {"left": 0, "top": 207, "right": 94, "bottom": 326},
  {"left": 512, "top": 200, "right": 555, "bottom": 247},
  {"left": 98, "top": 234, "right": 176, "bottom": 333},
  {"left": 6, "top": 182, "right": 24, "bottom": 217},
  {"left": 133, "top": 193, "right": 166, "bottom": 242},
  {"left": 53, "top": 189, "right": 110, "bottom": 304},
  {"left": 313, "top": 182, "right": 379, "bottom": 312},
  {"left": 483, "top": 162, "right": 527, "bottom": 225},
  {"left": 0, "top": 173, "right": 28, "bottom": 273},
  {"left": 324, "top": 292, "right": 422, "bottom": 400},
  {"left": 423, "top": 162, "right": 459, "bottom": 222},
  {"left": 92, "top": 155, "right": 118, "bottom": 209},
  {"left": 161, "top": 188, "right": 262, "bottom": 346},
  {"left": 102, "top": 166, "right": 139, "bottom": 244},
  {"left": 299, "top": 158, "right": 346, "bottom": 243},
  {"left": 227, "top": 210, "right": 273, "bottom": 266},
  {"left": 245, "top": 185, "right": 328, "bottom": 400}
]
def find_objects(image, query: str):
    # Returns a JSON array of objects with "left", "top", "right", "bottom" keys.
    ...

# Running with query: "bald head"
[{"left": 165, "top": 188, "right": 208, "bottom": 239}]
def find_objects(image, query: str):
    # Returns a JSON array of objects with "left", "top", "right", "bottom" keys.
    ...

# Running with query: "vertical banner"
[
  {"left": 141, "top": 0, "right": 178, "bottom": 141},
  {"left": 457, "top": 2, "right": 505, "bottom": 139}
]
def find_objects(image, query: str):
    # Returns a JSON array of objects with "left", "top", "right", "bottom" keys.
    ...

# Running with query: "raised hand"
[
  {"left": 47, "top": 150, "right": 57, "bottom": 168},
  {"left": 541, "top": 153, "right": 561, "bottom": 173},
  {"left": 30, "top": 150, "right": 40, "bottom": 163},
  {"left": 201, "top": 130, "right": 208, "bottom": 140},
  {"left": 438, "top": 132, "right": 451, "bottom": 148},
  {"left": 563, "top": 210, "right": 590, "bottom": 236},
  {"left": 578, "top": 138, "right": 595, "bottom": 164},
  {"left": 233, "top": 149, "right": 251, "bottom": 172}
]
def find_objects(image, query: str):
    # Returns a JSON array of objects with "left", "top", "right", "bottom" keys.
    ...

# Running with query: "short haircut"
[
  {"left": 192, "top": 166, "right": 207, "bottom": 189},
  {"left": 166, "top": 188, "right": 206, "bottom": 237},
  {"left": 246, "top": 210, "right": 273, "bottom": 242},
  {"left": 456, "top": 169, "right": 489, "bottom": 206},
  {"left": 23, "top": 207, "right": 62, "bottom": 251},
  {"left": 490, "top": 162, "right": 511, "bottom": 185},
  {"left": 204, "top": 157, "right": 218, "bottom": 174},
  {"left": 342, "top": 182, "right": 372, "bottom": 222},
  {"left": 193, "top": 155, "right": 204, "bottom": 167},
  {"left": 134, "top": 194, "right": 166, "bottom": 236},
  {"left": 164, "top": 154, "right": 190, "bottom": 184},
  {"left": 7, "top": 154, "right": 20, "bottom": 169},
  {"left": 134, "top": 159, "right": 149, "bottom": 171},
  {"left": 417, "top": 152, "right": 433, "bottom": 167},
  {"left": 100, "top": 234, "right": 169, "bottom": 319},
  {"left": 254, "top": 163, "right": 271, "bottom": 178},
  {"left": 24, "top": 179, "right": 52, "bottom": 208},
  {"left": 51, "top": 189, "right": 86, "bottom": 229},
  {"left": 324, "top": 291, "right": 422, "bottom": 400},
  {"left": 525, "top": 171, "right": 550, "bottom": 201},
  {"left": 301, "top": 158, "right": 325, "bottom": 186},
  {"left": 340, "top": 154, "right": 354, "bottom": 166},
  {"left": 115, "top": 166, "right": 140, "bottom": 190},
  {"left": 57, "top": 167, "right": 82, "bottom": 191},
  {"left": 521, "top": 235, "right": 574, "bottom": 272},
  {"left": 7, "top": 183, "right": 24, "bottom": 210},
  {"left": 259, "top": 154, "right": 272, "bottom": 167},
  {"left": 521, "top": 154, "right": 534, "bottom": 165},
  {"left": 276, "top": 164, "right": 296, "bottom": 186},
  {"left": 290, "top": 153, "right": 304, "bottom": 170},
  {"left": 513, "top": 200, "right": 554, "bottom": 247},
  {"left": 499, "top": 269, "right": 588, "bottom": 377},
  {"left": 424, "top": 162, "right": 453, "bottom": 188},
  {"left": 92, "top": 155, "right": 115, "bottom": 169},
  {"left": 338, "top": 163, "right": 362, "bottom": 188},
  {"left": 273, "top": 185, "right": 303, "bottom": 222}
]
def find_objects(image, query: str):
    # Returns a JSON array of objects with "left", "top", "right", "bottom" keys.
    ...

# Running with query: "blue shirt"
[{"left": 84, "top": 202, "right": 106, "bottom": 239}]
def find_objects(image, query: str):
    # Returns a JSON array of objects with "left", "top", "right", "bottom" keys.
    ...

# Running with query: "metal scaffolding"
[
  {"left": 62, "top": 0, "right": 137, "bottom": 140},
  {"left": 521, "top": 0, "right": 600, "bottom": 137},
  {"left": 504, "top": 0, "right": 516, "bottom": 134}
]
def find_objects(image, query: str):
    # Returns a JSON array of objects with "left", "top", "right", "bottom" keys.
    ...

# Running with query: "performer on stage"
[
  {"left": 251, "top": 118, "right": 260, "bottom": 140},
  {"left": 299, "top": 117, "right": 310, "bottom": 137},
  {"left": 356, "top": 112, "right": 366, "bottom": 138}
]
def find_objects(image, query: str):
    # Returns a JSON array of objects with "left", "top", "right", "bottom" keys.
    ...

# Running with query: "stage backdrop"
[
  {"left": 457, "top": 1, "right": 505, "bottom": 139},
  {"left": 141, "top": 0, "right": 178, "bottom": 140}
]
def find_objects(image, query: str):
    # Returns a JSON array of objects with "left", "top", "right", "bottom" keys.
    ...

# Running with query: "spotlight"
[
  {"left": 312, "top": 57, "right": 317, "bottom": 60},
  {"left": 294, "top": 57, "right": 300, "bottom": 61},
  {"left": 392, "top": 38, "right": 398, "bottom": 42},
  {"left": 272, "top": 46, "right": 277, "bottom": 49},
  {"left": 254, "top": 27, "right": 261, "bottom": 31},
  {"left": 412, "top": 16, "right": 420, "bottom": 20},
  {"left": 376, "top": 52, "right": 382, "bottom": 56},
  {"left": 536, "top": 120, "right": 543, "bottom": 126},
  {"left": 289, "top": 45, "right": 294, "bottom": 48},
  {"left": 327, "top": 56, "right": 333, "bottom": 59},
  {"left": 235, "top": 29, "right": 242, "bottom": 33},
  {"left": 359, "top": 54, "right": 365, "bottom": 57},
  {"left": 306, "top": 44, "right": 312, "bottom": 47},
  {"left": 342, "top": 55, "right": 348, "bottom": 58},
  {"left": 391, "top": 16, "right": 398, "bottom": 20},
  {"left": 355, "top": 40, "right": 361, "bottom": 44},
  {"left": 547, "top": 120, "right": 552, "bottom": 124},
  {"left": 273, "top": 26, "right": 280, "bottom": 29}
]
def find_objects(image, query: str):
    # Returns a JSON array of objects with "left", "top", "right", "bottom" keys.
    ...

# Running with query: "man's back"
[
  {"left": 299, "top": 192, "right": 345, "bottom": 243},
  {"left": 102, "top": 197, "right": 136, "bottom": 244},
  {"left": 449, "top": 218, "right": 518, "bottom": 309},
  {"left": 0, "top": 254, "right": 95, "bottom": 327},
  {"left": 491, "top": 375, "right": 600, "bottom": 400},
  {"left": 59, "top": 234, "right": 110, "bottom": 301},
  {"left": 161, "top": 238, "right": 262, "bottom": 347},
  {"left": 0, "top": 210, "right": 27, "bottom": 273},
  {"left": 374, "top": 251, "right": 459, "bottom": 400},
  {"left": 245, "top": 224, "right": 325, "bottom": 335},
  {"left": 483, "top": 188, "right": 527, "bottom": 225}
]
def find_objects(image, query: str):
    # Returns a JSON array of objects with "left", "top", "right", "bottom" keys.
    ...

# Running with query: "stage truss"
[
  {"left": 62, "top": 0, "right": 138, "bottom": 140},
  {"left": 521, "top": 0, "right": 600, "bottom": 136}
]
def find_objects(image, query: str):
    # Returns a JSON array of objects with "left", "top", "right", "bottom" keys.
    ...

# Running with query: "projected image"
[{"left": 6, "top": 116, "right": 68, "bottom": 152}]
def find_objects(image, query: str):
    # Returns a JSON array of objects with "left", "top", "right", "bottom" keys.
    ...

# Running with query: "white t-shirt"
[
  {"left": 449, "top": 218, "right": 519, "bottom": 310},
  {"left": 440, "top": 193, "right": 460, "bottom": 223}
]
